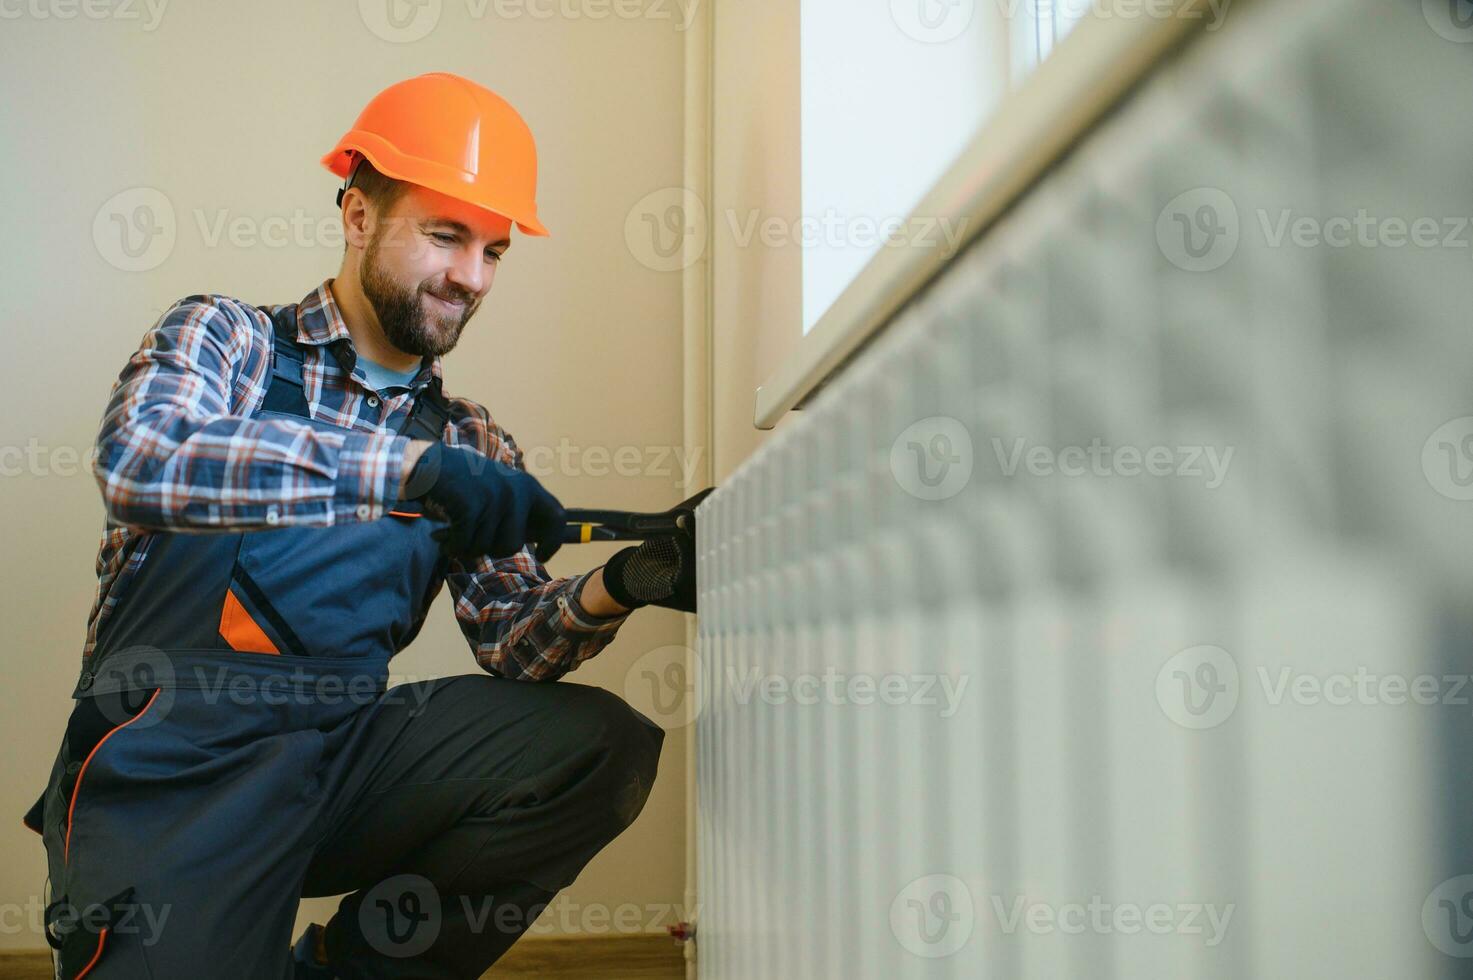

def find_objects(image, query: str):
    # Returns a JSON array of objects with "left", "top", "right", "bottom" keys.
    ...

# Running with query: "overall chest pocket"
[{"left": 222, "top": 411, "right": 448, "bottom": 659}]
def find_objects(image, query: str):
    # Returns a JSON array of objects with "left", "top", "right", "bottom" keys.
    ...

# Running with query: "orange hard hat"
[{"left": 321, "top": 72, "right": 549, "bottom": 237}]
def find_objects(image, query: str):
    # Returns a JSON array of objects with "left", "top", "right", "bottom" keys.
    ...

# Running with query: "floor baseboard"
[{"left": 0, "top": 933, "right": 686, "bottom": 979}]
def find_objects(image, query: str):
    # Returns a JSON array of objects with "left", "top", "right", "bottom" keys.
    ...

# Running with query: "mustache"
[{"left": 425, "top": 286, "right": 475, "bottom": 306}]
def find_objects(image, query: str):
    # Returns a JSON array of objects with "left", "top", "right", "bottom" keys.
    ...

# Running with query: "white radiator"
[{"left": 694, "top": 0, "right": 1473, "bottom": 977}]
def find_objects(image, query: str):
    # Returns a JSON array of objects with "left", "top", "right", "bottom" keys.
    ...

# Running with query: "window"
[
  {"left": 1008, "top": 0, "right": 1090, "bottom": 86},
  {"left": 799, "top": 0, "right": 1085, "bottom": 334}
]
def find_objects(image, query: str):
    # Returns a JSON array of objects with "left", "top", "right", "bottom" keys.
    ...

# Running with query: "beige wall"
[
  {"left": 709, "top": 0, "right": 805, "bottom": 480},
  {"left": 0, "top": 0, "right": 697, "bottom": 950}
]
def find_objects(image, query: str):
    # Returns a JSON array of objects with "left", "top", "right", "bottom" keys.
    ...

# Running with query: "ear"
[{"left": 342, "top": 190, "right": 373, "bottom": 251}]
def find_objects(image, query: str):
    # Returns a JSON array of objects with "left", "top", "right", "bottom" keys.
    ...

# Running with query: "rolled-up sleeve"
[{"left": 443, "top": 404, "right": 632, "bottom": 681}]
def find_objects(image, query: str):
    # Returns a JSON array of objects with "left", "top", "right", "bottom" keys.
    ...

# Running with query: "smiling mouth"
[{"left": 426, "top": 293, "right": 466, "bottom": 312}]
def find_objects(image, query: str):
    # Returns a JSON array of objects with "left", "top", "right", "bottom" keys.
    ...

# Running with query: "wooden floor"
[
  {"left": 485, "top": 935, "right": 686, "bottom": 978},
  {"left": 0, "top": 935, "right": 687, "bottom": 979}
]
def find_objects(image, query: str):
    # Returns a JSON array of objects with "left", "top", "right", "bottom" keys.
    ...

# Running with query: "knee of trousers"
[{"left": 563, "top": 687, "right": 666, "bottom": 832}]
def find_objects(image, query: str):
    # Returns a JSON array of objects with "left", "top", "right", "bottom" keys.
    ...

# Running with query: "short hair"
[{"left": 345, "top": 156, "right": 409, "bottom": 216}]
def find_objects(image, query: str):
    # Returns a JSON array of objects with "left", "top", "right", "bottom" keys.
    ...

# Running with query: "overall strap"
[
  {"left": 258, "top": 305, "right": 312, "bottom": 418},
  {"left": 401, "top": 379, "right": 451, "bottom": 442},
  {"left": 256, "top": 303, "right": 451, "bottom": 442}
]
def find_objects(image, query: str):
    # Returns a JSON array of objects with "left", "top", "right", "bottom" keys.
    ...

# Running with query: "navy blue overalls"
[{"left": 24, "top": 304, "right": 456, "bottom": 976}]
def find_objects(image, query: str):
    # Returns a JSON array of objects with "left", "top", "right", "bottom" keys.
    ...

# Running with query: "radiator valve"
[{"left": 668, "top": 921, "right": 696, "bottom": 944}]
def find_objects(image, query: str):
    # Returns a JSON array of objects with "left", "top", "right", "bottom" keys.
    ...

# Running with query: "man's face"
[{"left": 358, "top": 184, "right": 515, "bottom": 358}]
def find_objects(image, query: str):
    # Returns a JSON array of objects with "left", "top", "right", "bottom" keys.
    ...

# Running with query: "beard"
[{"left": 360, "top": 232, "right": 477, "bottom": 358}]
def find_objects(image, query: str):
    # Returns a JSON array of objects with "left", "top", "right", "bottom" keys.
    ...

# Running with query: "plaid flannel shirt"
[{"left": 86, "top": 279, "right": 631, "bottom": 681}]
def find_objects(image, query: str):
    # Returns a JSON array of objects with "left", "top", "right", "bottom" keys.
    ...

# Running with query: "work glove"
[
  {"left": 404, "top": 442, "right": 566, "bottom": 564},
  {"left": 601, "top": 487, "right": 713, "bottom": 614},
  {"left": 603, "top": 534, "right": 695, "bottom": 613}
]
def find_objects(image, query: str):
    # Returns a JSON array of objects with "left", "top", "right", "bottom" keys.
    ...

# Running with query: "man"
[{"left": 22, "top": 72, "right": 697, "bottom": 979}]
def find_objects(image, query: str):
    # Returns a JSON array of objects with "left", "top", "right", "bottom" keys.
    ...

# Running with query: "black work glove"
[
  {"left": 603, "top": 533, "right": 696, "bottom": 613},
  {"left": 601, "top": 487, "right": 713, "bottom": 614},
  {"left": 405, "top": 442, "right": 566, "bottom": 564}
]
